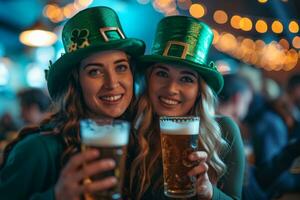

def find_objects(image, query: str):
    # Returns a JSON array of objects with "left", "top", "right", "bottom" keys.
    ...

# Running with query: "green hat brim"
[
  {"left": 47, "top": 38, "right": 145, "bottom": 99},
  {"left": 138, "top": 55, "right": 224, "bottom": 94}
]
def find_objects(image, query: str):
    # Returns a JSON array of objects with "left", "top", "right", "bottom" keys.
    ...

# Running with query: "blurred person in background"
[
  {"left": 274, "top": 73, "right": 300, "bottom": 139},
  {"left": 0, "top": 112, "right": 19, "bottom": 140},
  {"left": 246, "top": 73, "right": 300, "bottom": 198},
  {"left": 218, "top": 73, "right": 300, "bottom": 200},
  {"left": 217, "top": 73, "right": 266, "bottom": 200},
  {"left": 0, "top": 112, "right": 19, "bottom": 164},
  {"left": 218, "top": 74, "right": 253, "bottom": 124},
  {"left": 17, "top": 88, "right": 51, "bottom": 126}
]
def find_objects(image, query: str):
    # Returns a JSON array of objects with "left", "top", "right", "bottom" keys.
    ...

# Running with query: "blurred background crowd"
[{"left": 0, "top": 0, "right": 300, "bottom": 199}]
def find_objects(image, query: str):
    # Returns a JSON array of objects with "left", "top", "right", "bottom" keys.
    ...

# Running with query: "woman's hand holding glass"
[
  {"left": 188, "top": 151, "right": 213, "bottom": 200},
  {"left": 54, "top": 149, "right": 117, "bottom": 200}
]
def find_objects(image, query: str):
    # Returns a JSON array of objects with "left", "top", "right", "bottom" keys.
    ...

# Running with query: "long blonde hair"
[{"left": 129, "top": 78, "right": 227, "bottom": 199}]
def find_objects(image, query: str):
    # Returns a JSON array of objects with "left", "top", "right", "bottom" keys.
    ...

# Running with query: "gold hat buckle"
[
  {"left": 99, "top": 27, "right": 125, "bottom": 42},
  {"left": 163, "top": 41, "right": 189, "bottom": 59}
]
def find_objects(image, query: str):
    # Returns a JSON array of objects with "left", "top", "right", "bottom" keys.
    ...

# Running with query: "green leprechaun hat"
[
  {"left": 46, "top": 6, "right": 145, "bottom": 99},
  {"left": 139, "top": 16, "right": 223, "bottom": 93}
]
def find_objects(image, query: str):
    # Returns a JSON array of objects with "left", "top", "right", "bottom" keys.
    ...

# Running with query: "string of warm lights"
[
  {"left": 213, "top": 30, "right": 298, "bottom": 71},
  {"left": 43, "top": 0, "right": 93, "bottom": 23},
  {"left": 40, "top": 0, "right": 299, "bottom": 71},
  {"left": 137, "top": 0, "right": 299, "bottom": 71}
]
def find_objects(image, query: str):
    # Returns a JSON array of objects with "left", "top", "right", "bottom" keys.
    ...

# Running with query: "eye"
[
  {"left": 87, "top": 68, "right": 103, "bottom": 77},
  {"left": 116, "top": 64, "right": 129, "bottom": 72},
  {"left": 180, "top": 76, "right": 195, "bottom": 83},
  {"left": 155, "top": 70, "right": 168, "bottom": 78}
]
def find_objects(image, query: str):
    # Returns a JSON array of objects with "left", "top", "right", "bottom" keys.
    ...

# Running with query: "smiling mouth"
[
  {"left": 159, "top": 96, "right": 180, "bottom": 105},
  {"left": 100, "top": 94, "right": 123, "bottom": 103}
]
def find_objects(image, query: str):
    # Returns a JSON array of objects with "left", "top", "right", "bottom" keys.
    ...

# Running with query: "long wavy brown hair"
[
  {"left": 0, "top": 68, "right": 86, "bottom": 168},
  {"left": 129, "top": 75, "right": 228, "bottom": 199},
  {"left": 1, "top": 60, "right": 135, "bottom": 169}
]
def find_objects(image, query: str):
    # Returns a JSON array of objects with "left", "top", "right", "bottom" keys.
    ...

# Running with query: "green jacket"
[{"left": 0, "top": 134, "right": 63, "bottom": 200}]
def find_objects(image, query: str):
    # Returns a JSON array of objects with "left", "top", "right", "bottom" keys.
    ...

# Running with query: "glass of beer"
[
  {"left": 80, "top": 118, "right": 130, "bottom": 200},
  {"left": 159, "top": 116, "right": 200, "bottom": 198}
]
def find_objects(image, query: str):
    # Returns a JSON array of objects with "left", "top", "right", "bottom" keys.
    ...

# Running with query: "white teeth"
[
  {"left": 160, "top": 97, "right": 179, "bottom": 105},
  {"left": 100, "top": 95, "right": 122, "bottom": 101}
]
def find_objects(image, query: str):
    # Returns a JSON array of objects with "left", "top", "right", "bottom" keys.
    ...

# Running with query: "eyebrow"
[
  {"left": 153, "top": 65, "right": 169, "bottom": 71},
  {"left": 114, "top": 58, "right": 129, "bottom": 64},
  {"left": 153, "top": 65, "right": 198, "bottom": 78},
  {"left": 82, "top": 58, "right": 129, "bottom": 69},
  {"left": 180, "top": 70, "right": 198, "bottom": 78}
]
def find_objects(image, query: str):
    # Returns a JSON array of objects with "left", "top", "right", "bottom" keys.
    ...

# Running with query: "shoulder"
[
  {"left": 215, "top": 115, "right": 240, "bottom": 142},
  {"left": 16, "top": 133, "right": 62, "bottom": 151},
  {"left": 8, "top": 133, "right": 63, "bottom": 165},
  {"left": 0, "top": 134, "right": 62, "bottom": 199},
  {"left": 261, "top": 110, "right": 285, "bottom": 123}
]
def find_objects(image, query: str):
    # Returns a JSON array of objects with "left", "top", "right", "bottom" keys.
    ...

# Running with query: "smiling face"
[
  {"left": 79, "top": 50, "right": 133, "bottom": 118},
  {"left": 148, "top": 63, "right": 199, "bottom": 117}
]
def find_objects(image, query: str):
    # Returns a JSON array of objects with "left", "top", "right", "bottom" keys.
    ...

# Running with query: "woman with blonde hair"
[{"left": 126, "top": 16, "right": 244, "bottom": 199}]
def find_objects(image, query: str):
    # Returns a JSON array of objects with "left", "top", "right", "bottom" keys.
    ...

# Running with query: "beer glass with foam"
[
  {"left": 80, "top": 119, "right": 130, "bottom": 200},
  {"left": 159, "top": 116, "right": 200, "bottom": 198}
]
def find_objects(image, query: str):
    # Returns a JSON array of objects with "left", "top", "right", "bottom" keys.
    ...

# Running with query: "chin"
[
  {"left": 104, "top": 109, "right": 126, "bottom": 118},
  {"left": 156, "top": 111, "right": 179, "bottom": 117}
]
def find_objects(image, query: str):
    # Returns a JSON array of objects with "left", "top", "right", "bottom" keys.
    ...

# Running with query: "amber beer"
[
  {"left": 80, "top": 119, "right": 130, "bottom": 200},
  {"left": 160, "top": 116, "right": 200, "bottom": 198}
]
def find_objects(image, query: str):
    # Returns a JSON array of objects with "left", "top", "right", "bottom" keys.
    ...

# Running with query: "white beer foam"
[
  {"left": 80, "top": 120, "right": 129, "bottom": 146},
  {"left": 160, "top": 117, "right": 200, "bottom": 135}
]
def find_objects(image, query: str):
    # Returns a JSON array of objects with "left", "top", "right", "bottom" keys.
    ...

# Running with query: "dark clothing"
[
  {"left": 242, "top": 165, "right": 267, "bottom": 200},
  {"left": 246, "top": 95, "right": 288, "bottom": 165},
  {"left": 0, "top": 133, "right": 63, "bottom": 200},
  {"left": 127, "top": 116, "right": 245, "bottom": 200},
  {"left": 245, "top": 94, "right": 300, "bottom": 198}
]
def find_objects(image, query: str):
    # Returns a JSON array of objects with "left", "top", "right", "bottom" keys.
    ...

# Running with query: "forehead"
[
  {"left": 152, "top": 63, "right": 197, "bottom": 74},
  {"left": 80, "top": 50, "right": 128, "bottom": 65}
]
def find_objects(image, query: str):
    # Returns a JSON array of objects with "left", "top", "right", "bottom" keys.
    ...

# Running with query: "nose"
[
  {"left": 165, "top": 80, "right": 179, "bottom": 95},
  {"left": 104, "top": 71, "right": 120, "bottom": 89}
]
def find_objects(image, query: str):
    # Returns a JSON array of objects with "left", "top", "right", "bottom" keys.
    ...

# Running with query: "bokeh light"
[
  {"left": 213, "top": 10, "right": 228, "bottom": 24},
  {"left": 292, "top": 36, "right": 300, "bottom": 49},
  {"left": 272, "top": 20, "right": 283, "bottom": 34},
  {"left": 240, "top": 17, "right": 253, "bottom": 31},
  {"left": 230, "top": 15, "right": 241, "bottom": 29},
  {"left": 189, "top": 3, "right": 205, "bottom": 18},
  {"left": 0, "top": 62, "right": 9, "bottom": 86},
  {"left": 258, "top": 0, "right": 268, "bottom": 3},
  {"left": 289, "top": 20, "right": 299, "bottom": 33},
  {"left": 255, "top": 19, "right": 268, "bottom": 33}
]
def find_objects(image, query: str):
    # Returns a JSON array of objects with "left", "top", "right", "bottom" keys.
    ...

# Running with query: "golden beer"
[
  {"left": 160, "top": 117, "right": 200, "bottom": 198},
  {"left": 80, "top": 119, "right": 130, "bottom": 200}
]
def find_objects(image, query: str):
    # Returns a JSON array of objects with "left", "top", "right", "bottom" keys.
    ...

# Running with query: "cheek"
[
  {"left": 120, "top": 74, "right": 134, "bottom": 103},
  {"left": 185, "top": 86, "right": 199, "bottom": 102},
  {"left": 123, "top": 74, "right": 133, "bottom": 93},
  {"left": 148, "top": 78, "right": 160, "bottom": 100},
  {"left": 80, "top": 77, "right": 100, "bottom": 101},
  {"left": 149, "top": 75, "right": 163, "bottom": 92}
]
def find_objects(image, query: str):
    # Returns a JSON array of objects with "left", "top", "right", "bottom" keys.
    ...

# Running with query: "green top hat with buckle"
[
  {"left": 46, "top": 6, "right": 145, "bottom": 99},
  {"left": 139, "top": 16, "right": 223, "bottom": 93}
]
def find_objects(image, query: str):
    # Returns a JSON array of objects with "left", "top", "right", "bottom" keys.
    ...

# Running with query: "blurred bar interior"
[{"left": 0, "top": 0, "right": 299, "bottom": 118}]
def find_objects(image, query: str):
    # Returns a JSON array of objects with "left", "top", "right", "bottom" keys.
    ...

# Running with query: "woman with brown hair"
[{"left": 0, "top": 6, "right": 145, "bottom": 200}]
